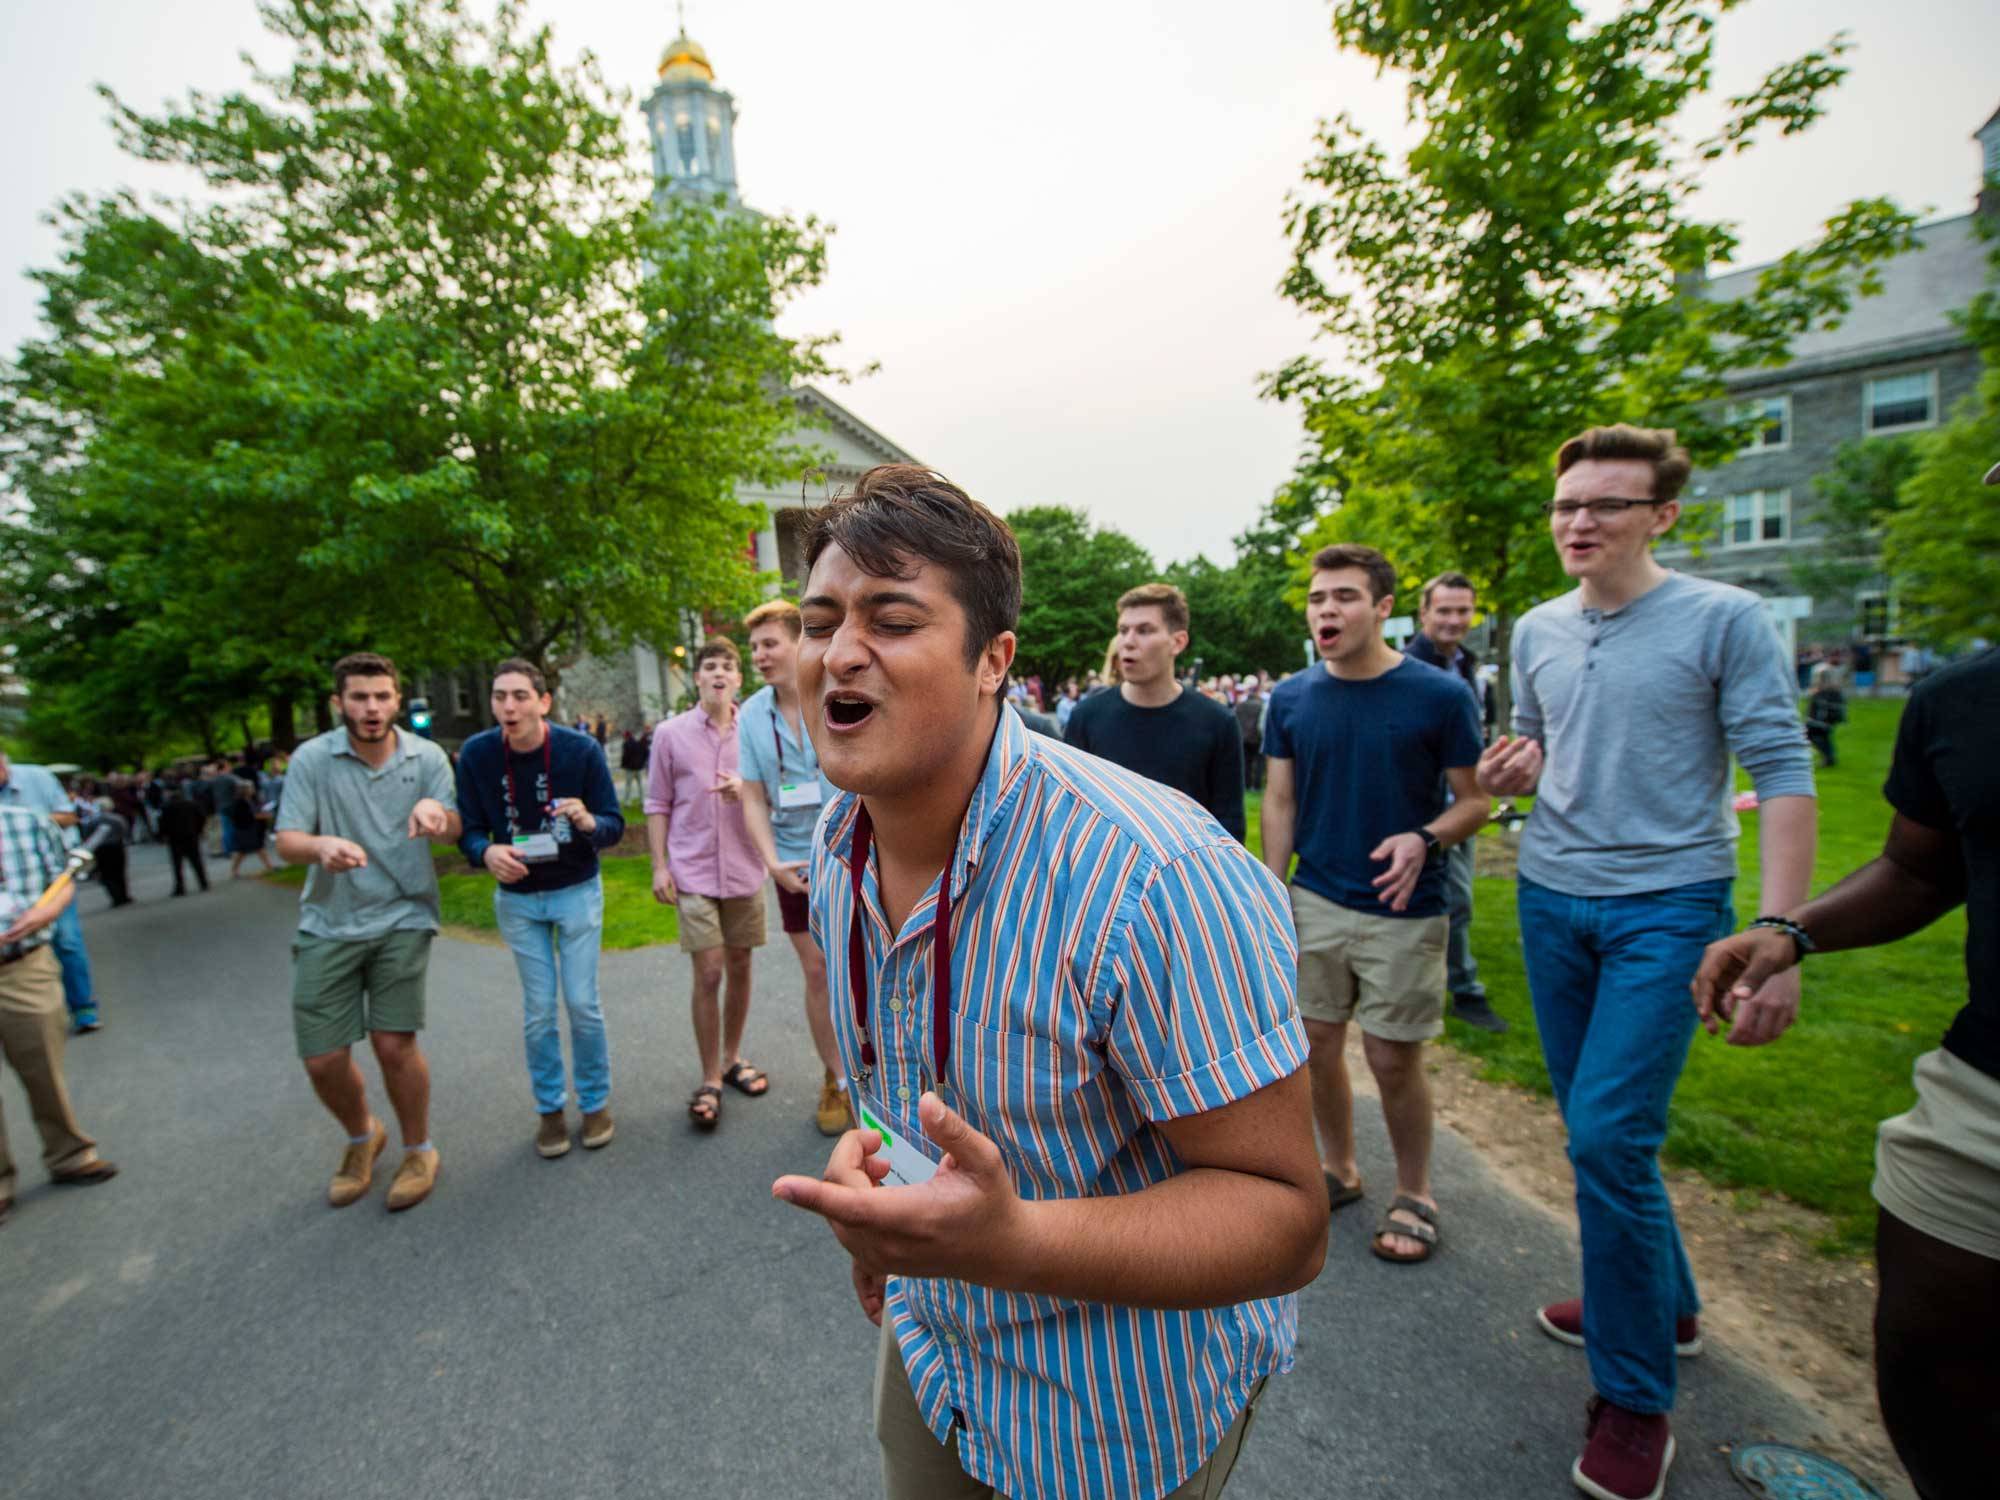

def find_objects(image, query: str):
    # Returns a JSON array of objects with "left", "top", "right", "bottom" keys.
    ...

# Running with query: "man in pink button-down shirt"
[{"left": 645, "top": 638, "right": 771, "bottom": 1129}]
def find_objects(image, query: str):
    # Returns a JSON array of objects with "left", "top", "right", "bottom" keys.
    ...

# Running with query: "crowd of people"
[{"left": 1, "top": 434, "right": 1993, "bottom": 1500}]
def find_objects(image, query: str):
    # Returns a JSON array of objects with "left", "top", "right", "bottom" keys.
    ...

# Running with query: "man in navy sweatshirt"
[{"left": 455, "top": 659, "right": 625, "bottom": 1159}]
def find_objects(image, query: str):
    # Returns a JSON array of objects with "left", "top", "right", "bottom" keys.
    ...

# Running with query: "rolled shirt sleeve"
[
  {"left": 1718, "top": 599, "right": 1815, "bottom": 801},
  {"left": 1103, "top": 842, "right": 1307, "bottom": 1122},
  {"left": 642, "top": 722, "right": 675, "bottom": 819}
]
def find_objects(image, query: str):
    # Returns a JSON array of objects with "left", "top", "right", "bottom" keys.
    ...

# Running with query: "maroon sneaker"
[
  {"left": 1573, "top": 1396, "right": 1675, "bottom": 1500},
  {"left": 1537, "top": 1298, "right": 1704, "bottom": 1357}
]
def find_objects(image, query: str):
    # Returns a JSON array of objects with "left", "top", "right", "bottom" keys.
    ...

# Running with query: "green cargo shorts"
[{"left": 291, "top": 928, "right": 434, "bottom": 1059}]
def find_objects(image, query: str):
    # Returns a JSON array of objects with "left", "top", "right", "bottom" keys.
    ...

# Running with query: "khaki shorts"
[
  {"left": 1289, "top": 884, "right": 1447, "bottom": 1041},
  {"left": 1873, "top": 1047, "right": 2000, "bottom": 1260},
  {"left": 290, "top": 928, "right": 432, "bottom": 1059},
  {"left": 677, "top": 891, "right": 767, "bottom": 954}
]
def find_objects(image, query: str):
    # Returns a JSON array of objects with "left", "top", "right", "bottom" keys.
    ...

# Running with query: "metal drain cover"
[{"left": 1730, "top": 1443, "right": 1883, "bottom": 1500}]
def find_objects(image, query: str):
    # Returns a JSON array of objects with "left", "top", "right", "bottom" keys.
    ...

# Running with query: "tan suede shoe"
[
  {"left": 536, "top": 1111, "right": 572, "bottom": 1159},
  {"left": 580, "top": 1108, "right": 615, "bottom": 1149},
  {"left": 385, "top": 1148, "right": 439, "bottom": 1212},
  {"left": 815, "top": 1071, "right": 853, "bottom": 1137},
  {"left": 329, "top": 1120, "right": 387, "bottom": 1208}
]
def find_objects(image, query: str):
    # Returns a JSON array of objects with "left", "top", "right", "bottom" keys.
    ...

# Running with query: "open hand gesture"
[{"left": 772, "top": 1093, "right": 1027, "bottom": 1293}]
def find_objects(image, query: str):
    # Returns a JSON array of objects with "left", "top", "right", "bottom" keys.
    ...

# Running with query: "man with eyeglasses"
[{"left": 1478, "top": 425, "right": 1816, "bottom": 1500}]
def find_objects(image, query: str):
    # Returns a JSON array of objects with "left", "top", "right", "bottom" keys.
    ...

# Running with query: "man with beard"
[{"left": 274, "top": 653, "right": 459, "bottom": 1212}]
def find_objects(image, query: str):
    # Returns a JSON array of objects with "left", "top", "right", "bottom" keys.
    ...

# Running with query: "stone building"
[
  {"left": 1659, "top": 104, "right": 1998, "bottom": 651},
  {"left": 419, "top": 29, "right": 920, "bottom": 745}
]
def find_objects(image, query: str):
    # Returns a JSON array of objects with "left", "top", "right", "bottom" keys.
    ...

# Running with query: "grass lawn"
[{"left": 1322, "top": 697, "right": 1957, "bottom": 1256}]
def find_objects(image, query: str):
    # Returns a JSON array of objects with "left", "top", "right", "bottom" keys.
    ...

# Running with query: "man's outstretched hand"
[
  {"left": 1691, "top": 927, "right": 1802, "bottom": 1045},
  {"left": 772, "top": 1093, "right": 1028, "bottom": 1293}
]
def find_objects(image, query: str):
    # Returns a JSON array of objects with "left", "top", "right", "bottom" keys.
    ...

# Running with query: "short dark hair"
[
  {"left": 332, "top": 652, "right": 400, "bottom": 694},
  {"left": 695, "top": 637, "right": 741, "bottom": 671},
  {"left": 802, "top": 464, "right": 1021, "bottom": 668},
  {"left": 1117, "top": 582, "right": 1191, "bottom": 635},
  {"left": 1554, "top": 424, "right": 1693, "bottom": 502},
  {"left": 492, "top": 658, "right": 547, "bottom": 695},
  {"left": 1309, "top": 544, "right": 1397, "bottom": 603},
  {"left": 1420, "top": 571, "right": 1476, "bottom": 611}
]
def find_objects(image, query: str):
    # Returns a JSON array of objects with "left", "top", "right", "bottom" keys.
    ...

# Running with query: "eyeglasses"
[{"left": 1542, "top": 497, "right": 1665, "bottom": 519}]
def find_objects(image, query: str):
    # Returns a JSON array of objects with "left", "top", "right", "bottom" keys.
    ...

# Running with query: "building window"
[
  {"left": 1723, "top": 489, "right": 1789, "bottom": 548},
  {"left": 1865, "top": 371, "right": 1937, "bottom": 434},
  {"left": 452, "top": 674, "right": 473, "bottom": 717},
  {"left": 675, "top": 112, "right": 697, "bottom": 175},
  {"left": 1735, "top": 394, "right": 1790, "bottom": 452}
]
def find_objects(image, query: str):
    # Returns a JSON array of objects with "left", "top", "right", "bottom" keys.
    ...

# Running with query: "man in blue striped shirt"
[{"left": 772, "top": 465, "right": 1327, "bottom": 1500}]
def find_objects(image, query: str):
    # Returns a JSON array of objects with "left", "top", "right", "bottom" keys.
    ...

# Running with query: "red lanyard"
[
  {"left": 503, "top": 731, "right": 553, "bottom": 837},
  {"left": 847, "top": 803, "right": 957, "bottom": 1084}
]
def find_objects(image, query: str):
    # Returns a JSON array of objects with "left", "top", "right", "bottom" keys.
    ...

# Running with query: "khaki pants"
[
  {"left": 0, "top": 947, "right": 100, "bottom": 1201},
  {"left": 874, "top": 1322, "right": 1266, "bottom": 1500}
]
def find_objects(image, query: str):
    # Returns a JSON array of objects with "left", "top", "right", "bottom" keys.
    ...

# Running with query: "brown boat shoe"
[
  {"left": 580, "top": 1108, "right": 615, "bottom": 1149},
  {"left": 328, "top": 1119, "right": 387, "bottom": 1208},
  {"left": 385, "top": 1147, "right": 439, "bottom": 1212},
  {"left": 536, "top": 1111, "right": 572, "bottom": 1159}
]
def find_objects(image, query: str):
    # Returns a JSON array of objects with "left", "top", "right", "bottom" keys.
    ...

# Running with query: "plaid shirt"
[
  {"left": 0, "top": 804, "right": 69, "bottom": 959},
  {"left": 811, "top": 707, "right": 1307, "bottom": 1500}
]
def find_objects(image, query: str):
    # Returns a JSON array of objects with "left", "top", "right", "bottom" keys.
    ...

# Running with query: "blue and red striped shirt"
[{"left": 810, "top": 706, "right": 1307, "bottom": 1500}]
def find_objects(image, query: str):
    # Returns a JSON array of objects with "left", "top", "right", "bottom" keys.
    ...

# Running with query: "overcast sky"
[{"left": 3, "top": 1, "right": 1995, "bottom": 565}]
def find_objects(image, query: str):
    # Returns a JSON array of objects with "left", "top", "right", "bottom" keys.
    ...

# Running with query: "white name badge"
[
  {"left": 778, "top": 780, "right": 823, "bottom": 811},
  {"left": 513, "top": 832, "right": 559, "bottom": 863},
  {"left": 854, "top": 1090, "right": 940, "bottom": 1187}
]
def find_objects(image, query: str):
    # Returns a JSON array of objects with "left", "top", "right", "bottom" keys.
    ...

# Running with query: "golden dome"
[{"left": 658, "top": 32, "right": 715, "bottom": 83}]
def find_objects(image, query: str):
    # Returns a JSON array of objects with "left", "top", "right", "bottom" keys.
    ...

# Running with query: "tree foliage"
[
  {"left": 1883, "top": 233, "right": 2000, "bottom": 644},
  {"left": 1788, "top": 432, "right": 1921, "bottom": 617},
  {"left": 1266, "top": 0, "right": 1918, "bottom": 715},
  {"left": 1007, "top": 505, "right": 1156, "bottom": 685},
  {"left": 1, "top": 0, "right": 835, "bottom": 762}
]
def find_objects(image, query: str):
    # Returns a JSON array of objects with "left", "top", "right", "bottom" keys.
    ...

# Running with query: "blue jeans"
[
  {"left": 493, "top": 877, "right": 610, "bottom": 1114},
  {"left": 52, "top": 903, "right": 94, "bottom": 1017},
  {"left": 1517, "top": 875, "right": 1733, "bottom": 1415}
]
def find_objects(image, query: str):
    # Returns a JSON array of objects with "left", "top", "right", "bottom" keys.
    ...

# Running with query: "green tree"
[
  {"left": 1789, "top": 433, "right": 1922, "bottom": 622},
  {"left": 1883, "top": 237, "right": 2000, "bottom": 643},
  {"left": 1266, "top": 0, "right": 1918, "bottom": 719},
  {"left": 1166, "top": 512, "right": 1314, "bottom": 677},
  {"left": 1008, "top": 505, "right": 1156, "bottom": 685},
  {"left": 1, "top": 0, "right": 835, "bottom": 759}
]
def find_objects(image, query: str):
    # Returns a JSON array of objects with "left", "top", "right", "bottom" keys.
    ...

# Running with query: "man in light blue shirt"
[
  {"left": 736, "top": 600, "right": 847, "bottom": 1136},
  {"left": 0, "top": 748, "right": 98, "bottom": 1032}
]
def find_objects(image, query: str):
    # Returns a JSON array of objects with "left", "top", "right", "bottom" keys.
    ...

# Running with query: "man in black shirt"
[
  {"left": 1064, "top": 582, "right": 1247, "bottom": 841},
  {"left": 1694, "top": 520, "right": 2000, "bottom": 1500},
  {"left": 1405, "top": 571, "right": 1505, "bottom": 1034}
]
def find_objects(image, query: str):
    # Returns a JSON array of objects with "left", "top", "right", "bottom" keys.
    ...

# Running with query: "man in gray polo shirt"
[
  {"left": 1478, "top": 425, "right": 1815, "bottom": 1500},
  {"left": 275, "top": 652, "right": 459, "bottom": 1213}
]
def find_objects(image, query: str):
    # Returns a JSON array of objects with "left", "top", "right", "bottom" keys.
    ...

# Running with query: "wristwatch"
[{"left": 1415, "top": 828, "right": 1442, "bottom": 860}]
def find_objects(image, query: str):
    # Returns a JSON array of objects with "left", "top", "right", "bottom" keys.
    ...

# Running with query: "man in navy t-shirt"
[
  {"left": 455, "top": 659, "right": 625, "bottom": 1159},
  {"left": 1261, "top": 544, "right": 1486, "bottom": 1266}
]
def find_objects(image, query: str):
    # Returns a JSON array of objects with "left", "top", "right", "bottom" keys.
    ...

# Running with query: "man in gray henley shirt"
[{"left": 1478, "top": 425, "right": 1816, "bottom": 1500}]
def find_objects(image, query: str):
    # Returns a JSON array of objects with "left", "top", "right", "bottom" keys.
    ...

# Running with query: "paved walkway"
[{"left": 3, "top": 846, "right": 1821, "bottom": 1498}]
